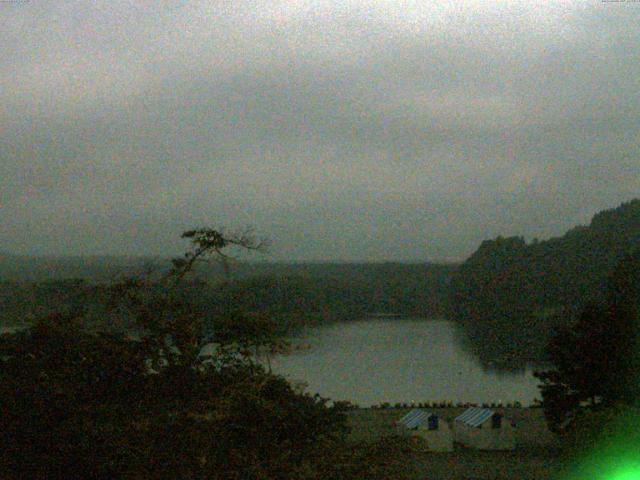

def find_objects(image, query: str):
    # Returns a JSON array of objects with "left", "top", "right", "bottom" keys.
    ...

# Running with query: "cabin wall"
[
  {"left": 414, "top": 425, "right": 453, "bottom": 452},
  {"left": 453, "top": 423, "right": 476, "bottom": 448},
  {"left": 454, "top": 422, "right": 515, "bottom": 451},
  {"left": 396, "top": 423, "right": 454, "bottom": 452}
]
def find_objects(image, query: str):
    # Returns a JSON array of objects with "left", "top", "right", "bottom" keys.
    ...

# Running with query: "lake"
[{"left": 270, "top": 318, "right": 542, "bottom": 407}]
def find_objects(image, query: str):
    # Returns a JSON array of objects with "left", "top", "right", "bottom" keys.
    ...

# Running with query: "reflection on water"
[
  {"left": 270, "top": 318, "right": 542, "bottom": 407},
  {"left": 1, "top": 320, "right": 543, "bottom": 407}
]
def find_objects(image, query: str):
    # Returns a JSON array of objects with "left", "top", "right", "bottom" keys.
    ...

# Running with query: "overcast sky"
[{"left": 1, "top": 1, "right": 639, "bottom": 261}]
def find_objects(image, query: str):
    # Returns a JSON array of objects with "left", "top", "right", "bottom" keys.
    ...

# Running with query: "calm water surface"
[
  {"left": 1, "top": 320, "right": 541, "bottom": 407},
  {"left": 270, "top": 318, "right": 541, "bottom": 406}
]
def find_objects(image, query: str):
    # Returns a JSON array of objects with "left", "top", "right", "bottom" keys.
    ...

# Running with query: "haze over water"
[{"left": 271, "top": 318, "right": 540, "bottom": 407}]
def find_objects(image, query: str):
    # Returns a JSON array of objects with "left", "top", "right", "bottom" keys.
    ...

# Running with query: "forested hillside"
[
  {"left": 450, "top": 199, "right": 640, "bottom": 369},
  {"left": 0, "top": 253, "right": 156, "bottom": 282},
  {"left": 0, "top": 262, "right": 456, "bottom": 333}
]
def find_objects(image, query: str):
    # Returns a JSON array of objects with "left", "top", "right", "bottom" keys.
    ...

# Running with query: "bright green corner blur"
[
  {"left": 609, "top": 464, "right": 640, "bottom": 480},
  {"left": 560, "top": 405, "right": 640, "bottom": 480}
]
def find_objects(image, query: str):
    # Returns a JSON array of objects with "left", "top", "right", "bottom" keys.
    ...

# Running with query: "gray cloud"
[{"left": 1, "top": 1, "right": 639, "bottom": 260}]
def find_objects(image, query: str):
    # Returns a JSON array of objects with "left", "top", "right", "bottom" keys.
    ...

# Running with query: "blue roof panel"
[
  {"left": 455, "top": 407, "right": 494, "bottom": 427},
  {"left": 398, "top": 409, "right": 436, "bottom": 429}
]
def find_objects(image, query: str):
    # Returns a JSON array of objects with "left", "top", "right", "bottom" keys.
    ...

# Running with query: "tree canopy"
[
  {"left": 0, "top": 229, "right": 330, "bottom": 478},
  {"left": 0, "top": 227, "right": 420, "bottom": 479},
  {"left": 534, "top": 247, "right": 640, "bottom": 434},
  {"left": 449, "top": 199, "right": 640, "bottom": 369}
]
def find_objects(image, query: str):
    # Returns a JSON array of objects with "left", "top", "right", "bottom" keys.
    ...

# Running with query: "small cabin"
[
  {"left": 453, "top": 407, "right": 515, "bottom": 451},
  {"left": 396, "top": 409, "right": 453, "bottom": 452}
]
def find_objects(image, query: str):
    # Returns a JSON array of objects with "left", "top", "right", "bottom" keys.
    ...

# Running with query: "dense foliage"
[
  {"left": 534, "top": 248, "right": 640, "bottom": 434},
  {"left": 449, "top": 199, "right": 640, "bottom": 369},
  {"left": 0, "top": 229, "right": 421, "bottom": 480},
  {"left": 0, "top": 315, "right": 351, "bottom": 479}
]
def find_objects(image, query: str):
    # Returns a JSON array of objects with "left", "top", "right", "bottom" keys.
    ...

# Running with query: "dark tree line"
[
  {"left": 449, "top": 199, "right": 640, "bottom": 369},
  {"left": 534, "top": 248, "right": 640, "bottom": 436},
  {"left": 0, "top": 262, "right": 455, "bottom": 337}
]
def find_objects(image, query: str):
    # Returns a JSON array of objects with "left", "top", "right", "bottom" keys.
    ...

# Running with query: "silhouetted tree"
[
  {"left": 535, "top": 248, "right": 640, "bottom": 433},
  {"left": 0, "top": 228, "right": 363, "bottom": 480}
]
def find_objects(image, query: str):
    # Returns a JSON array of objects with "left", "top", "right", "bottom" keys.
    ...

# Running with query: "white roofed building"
[
  {"left": 453, "top": 407, "right": 515, "bottom": 450},
  {"left": 395, "top": 409, "right": 453, "bottom": 452}
]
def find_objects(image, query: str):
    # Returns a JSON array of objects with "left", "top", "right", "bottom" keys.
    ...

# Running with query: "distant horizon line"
[{"left": 0, "top": 251, "right": 463, "bottom": 265}]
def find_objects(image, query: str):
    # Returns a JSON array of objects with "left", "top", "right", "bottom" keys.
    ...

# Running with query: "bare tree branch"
[{"left": 168, "top": 227, "right": 269, "bottom": 283}]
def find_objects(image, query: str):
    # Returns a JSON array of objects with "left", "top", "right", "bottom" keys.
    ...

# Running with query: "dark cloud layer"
[{"left": 1, "top": 1, "right": 639, "bottom": 261}]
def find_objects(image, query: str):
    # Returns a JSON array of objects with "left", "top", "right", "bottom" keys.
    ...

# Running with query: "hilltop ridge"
[{"left": 450, "top": 198, "right": 640, "bottom": 368}]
